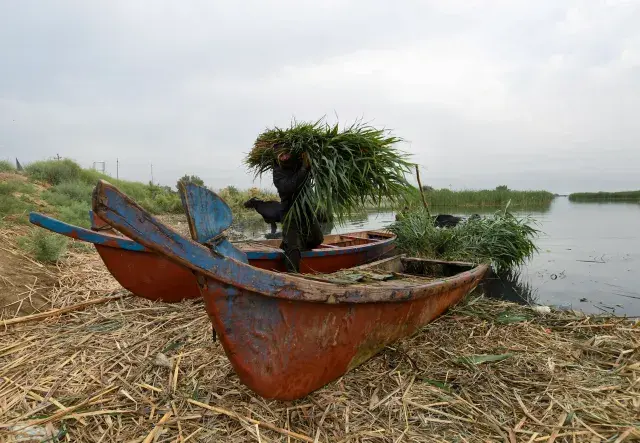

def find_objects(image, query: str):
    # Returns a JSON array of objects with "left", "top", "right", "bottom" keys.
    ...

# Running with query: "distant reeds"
[
  {"left": 399, "top": 186, "right": 555, "bottom": 209},
  {"left": 569, "top": 190, "right": 640, "bottom": 202}
]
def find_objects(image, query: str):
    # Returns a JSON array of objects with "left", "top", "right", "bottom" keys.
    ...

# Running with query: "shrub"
[
  {"left": 0, "top": 160, "right": 16, "bottom": 172},
  {"left": 49, "top": 180, "right": 93, "bottom": 203},
  {"left": 19, "top": 230, "right": 68, "bottom": 263},
  {"left": 177, "top": 174, "right": 204, "bottom": 190},
  {"left": 25, "top": 159, "right": 82, "bottom": 185},
  {"left": 399, "top": 186, "right": 554, "bottom": 209},
  {"left": 58, "top": 201, "right": 92, "bottom": 228}
]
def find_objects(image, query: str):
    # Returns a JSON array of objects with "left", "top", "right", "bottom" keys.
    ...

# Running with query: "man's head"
[{"left": 276, "top": 150, "right": 300, "bottom": 169}]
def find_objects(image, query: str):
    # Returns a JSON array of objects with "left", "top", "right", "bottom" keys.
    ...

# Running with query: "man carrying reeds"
[{"left": 273, "top": 151, "right": 323, "bottom": 272}]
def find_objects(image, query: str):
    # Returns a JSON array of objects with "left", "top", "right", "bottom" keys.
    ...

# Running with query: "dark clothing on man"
[
  {"left": 272, "top": 159, "right": 324, "bottom": 273},
  {"left": 280, "top": 218, "right": 324, "bottom": 272},
  {"left": 272, "top": 160, "right": 308, "bottom": 215}
]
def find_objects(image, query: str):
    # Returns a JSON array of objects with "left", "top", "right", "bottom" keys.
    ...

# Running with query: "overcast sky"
[{"left": 1, "top": 1, "right": 638, "bottom": 193}]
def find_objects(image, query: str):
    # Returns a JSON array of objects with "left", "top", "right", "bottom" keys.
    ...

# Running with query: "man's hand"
[{"left": 301, "top": 152, "right": 311, "bottom": 169}]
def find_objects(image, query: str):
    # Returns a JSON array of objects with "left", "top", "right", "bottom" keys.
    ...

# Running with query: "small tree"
[
  {"left": 177, "top": 174, "right": 204, "bottom": 190},
  {"left": 496, "top": 185, "right": 509, "bottom": 191},
  {"left": 225, "top": 185, "right": 239, "bottom": 196}
]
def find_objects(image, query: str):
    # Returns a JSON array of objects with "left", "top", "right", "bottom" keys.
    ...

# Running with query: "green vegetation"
[
  {"left": 25, "top": 159, "right": 83, "bottom": 185},
  {"left": 0, "top": 179, "right": 37, "bottom": 222},
  {"left": 389, "top": 206, "right": 540, "bottom": 272},
  {"left": 19, "top": 159, "right": 184, "bottom": 227},
  {"left": 177, "top": 174, "right": 204, "bottom": 189},
  {"left": 0, "top": 158, "right": 192, "bottom": 262},
  {"left": 0, "top": 160, "right": 16, "bottom": 172},
  {"left": 568, "top": 190, "right": 640, "bottom": 202},
  {"left": 19, "top": 229, "right": 68, "bottom": 263},
  {"left": 399, "top": 185, "right": 555, "bottom": 210},
  {"left": 245, "top": 118, "right": 413, "bottom": 225}
]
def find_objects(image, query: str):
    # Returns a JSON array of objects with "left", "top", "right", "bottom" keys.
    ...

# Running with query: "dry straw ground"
[{"left": 0, "top": 231, "right": 639, "bottom": 442}]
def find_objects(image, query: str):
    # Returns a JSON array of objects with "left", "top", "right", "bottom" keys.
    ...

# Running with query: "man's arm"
[{"left": 273, "top": 165, "right": 309, "bottom": 196}]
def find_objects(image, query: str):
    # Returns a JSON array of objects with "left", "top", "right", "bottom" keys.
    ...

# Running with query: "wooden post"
[{"left": 414, "top": 165, "right": 430, "bottom": 215}]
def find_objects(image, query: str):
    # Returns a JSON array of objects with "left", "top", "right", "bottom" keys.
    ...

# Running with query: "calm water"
[{"left": 246, "top": 198, "right": 640, "bottom": 316}]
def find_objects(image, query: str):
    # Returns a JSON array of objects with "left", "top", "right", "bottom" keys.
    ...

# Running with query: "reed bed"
[
  {"left": 1, "top": 250, "right": 638, "bottom": 442},
  {"left": 400, "top": 188, "right": 555, "bottom": 209},
  {"left": 568, "top": 191, "right": 640, "bottom": 203},
  {"left": 390, "top": 208, "right": 540, "bottom": 273}
]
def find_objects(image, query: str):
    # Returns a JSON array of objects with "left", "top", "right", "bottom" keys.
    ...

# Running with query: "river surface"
[{"left": 246, "top": 198, "right": 640, "bottom": 316}]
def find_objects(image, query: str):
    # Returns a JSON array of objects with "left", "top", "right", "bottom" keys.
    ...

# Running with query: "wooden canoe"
[
  {"left": 28, "top": 212, "right": 395, "bottom": 303},
  {"left": 92, "top": 180, "right": 490, "bottom": 400}
]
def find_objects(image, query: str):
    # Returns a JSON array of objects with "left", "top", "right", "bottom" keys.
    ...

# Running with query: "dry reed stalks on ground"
[
  {"left": 0, "top": 230, "right": 121, "bottom": 319},
  {"left": 1, "top": 289, "right": 638, "bottom": 442},
  {"left": 1, "top": 226, "right": 638, "bottom": 442}
]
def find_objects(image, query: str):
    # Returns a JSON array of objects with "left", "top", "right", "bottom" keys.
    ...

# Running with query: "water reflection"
[{"left": 479, "top": 268, "right": 539, "bottom": 305}]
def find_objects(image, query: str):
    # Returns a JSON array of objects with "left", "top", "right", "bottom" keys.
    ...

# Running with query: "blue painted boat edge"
[{"left": 28, "top": 212, "right": 146, "bottom": 252}]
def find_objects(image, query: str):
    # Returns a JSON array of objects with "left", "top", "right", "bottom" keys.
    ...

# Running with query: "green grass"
[
  {"left": 398, "top": 186, "right": 555, "bottom": 210},
  {"left": 2, "top": 159, "right": 282, "bottom": 253},
  {"left": 0, "top": 159, "right": 192, "bottom": 262},
  {"left": 0, "top": 160, "right": 16, "bottom": 172},
  {"left": 0, "top": 179, "right": 37, "bottom": 221},
  {"left": 18, "top": 229, "right": 68, "bottom": 263},
  {"left": 568, "top": 190, "right": 640, "bottom": 202},
  {"left": 0, "top": 159, "right": 256, "bottom": 232},
  {"left": 389, "top": 206, "right": 540, "bottom": 272},
  {"left": 23, "top": 159, "right": 184, "bottom": 227}
]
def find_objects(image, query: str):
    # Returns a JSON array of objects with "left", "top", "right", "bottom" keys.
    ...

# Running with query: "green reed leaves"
[
  {"left": 245, "top": 118, "right": 414, "bottom": 226},
  {"left": 389, "top": 207, "right": 540, "bottom": 272}
]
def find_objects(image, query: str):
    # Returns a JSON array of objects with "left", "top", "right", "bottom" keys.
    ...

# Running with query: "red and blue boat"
[
  {"left": 88, "top": 180, "right": 489, "bottom": 400},
  {"left": 29, "top": 192, "right": 395, "bottom": 302}
]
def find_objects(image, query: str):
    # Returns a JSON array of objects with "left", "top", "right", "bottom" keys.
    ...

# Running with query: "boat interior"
[
  {"left": 361, "top": 255, "right": 475, "bottom": 276},
  {"left": 234, "top": 230, "right": 395, "bottom": 253},
  {"left": 302, "top": 255, "right": 478, "bottom": 287}
]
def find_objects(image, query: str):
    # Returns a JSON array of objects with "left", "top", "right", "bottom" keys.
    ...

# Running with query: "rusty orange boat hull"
[{"left": 197, "top": 257, "right": 486, "bottom": 400}]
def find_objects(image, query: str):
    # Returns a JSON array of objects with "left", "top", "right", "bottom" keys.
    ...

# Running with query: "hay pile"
[
  {"left": 245, "top": 119, "right": 413, "bottom": 225},
  {"left": 1, "top": 269, "right": 638, "bottom": 443}
]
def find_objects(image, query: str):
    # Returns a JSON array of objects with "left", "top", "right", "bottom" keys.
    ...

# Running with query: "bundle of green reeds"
[
  {"left": 389, "top": 206, "right": 540, "bottom": 272},
  {"left": 245, "top": 118, "right": 413, "bottom": 225}
]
